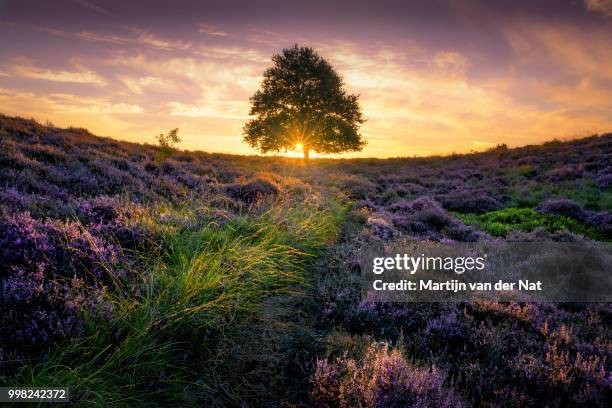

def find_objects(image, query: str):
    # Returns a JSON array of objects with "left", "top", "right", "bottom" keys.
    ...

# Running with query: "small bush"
[
  {"left": 544, "top": 164, "right": 583, "bottom": 182},
  {"left": 595, "top": 172, "right": 612, "bottom": 189},
  {"left": 586, "top": 211, "right": 612, "bottom": 235},
  {"left": 155, "top": 128, "right": 180, "bottom": 163},
  {"left": 440, "top": 191, "right": 502, "bottom": 214},
  {"left": 537, "top": 198, "right": 587, "bottom": 221},
  {"left": 457, "top": 207, "right": 603, "bottom": 239},
  {"left": 310, "top": 343, "right": 463, "bottom": 407},
  {"left": 386, "top": 197, "right": 481, "bottom": 241},
  {"left": 331, "top": 174, "right": 378, "bottom": 200},
  {"left": 225, "top": 177, "right": 280, "bottom": 203}
]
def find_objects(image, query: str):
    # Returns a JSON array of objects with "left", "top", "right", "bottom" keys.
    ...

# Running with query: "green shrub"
[{"left": 455, "top": 207, "right": 604, "bottom": 239}]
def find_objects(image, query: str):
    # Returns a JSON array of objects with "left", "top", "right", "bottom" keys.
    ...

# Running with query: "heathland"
[{"left": 1, "top": 114, "right": 610, "bottom": 406}]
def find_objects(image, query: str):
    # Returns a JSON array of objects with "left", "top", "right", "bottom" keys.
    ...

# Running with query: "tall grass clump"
[{"left": 1, "top": 196, "right": 344, "bottom": 406}]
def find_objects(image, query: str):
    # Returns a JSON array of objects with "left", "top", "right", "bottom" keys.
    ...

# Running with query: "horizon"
[
  {"left": 6, "top": 112, "right": 608, "bottom": 162},
  {"left": 1, "top": 0, "right": 612, "bottom": 158}
]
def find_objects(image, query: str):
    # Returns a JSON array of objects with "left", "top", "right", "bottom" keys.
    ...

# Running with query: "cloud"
[
  {"left": 13, "top": 60, "right": 106, "bottom": 86},
  {"left": 71, "top": 0, "right": 111, "bottom": 16},
  {"left": 584, "top": 0, "right": 612, "bottom": 17},
  {"left": 107, "top": 54, "right": 263, "bottom": 99},
  {"left": 76, "top": 31, "right": 130, "bottom": 45},
  {"left": 308, "top": 40, "right": 612, "bottom": 153},
  {"left": 118, "top": 75, "right": 178, "bottom": 94},
  {"left": 131, "top": 28, "right": 192, "bottom": 51},
  {"left": 433, "top": 51, "right": 468, "bottom": 75},
  {"left": 199, "top": 24, "right": 230, "bottom": 37},
  {"left": 168, "top": 100, "right": 250, "bottom": 119},
  {"left": 77, "top": 28, "right": 192, "bottom": 51},
  {"left": 52, "top": 94, "right": 144, "bottom": 114},
  {"left": 2, "top": 21, "right": 192, "bottom": 52},
  {"left": 0, "top": 88, "right": 143, "bottom": 114},
  {"left": 0, "top": 70, "right": 9, "bottom": 77},
  {"left": 193, "top": 46, "right": 269, "bottom": 63},
  {"left": 504, "top": 21, "right": 612, "bottom": 81}
]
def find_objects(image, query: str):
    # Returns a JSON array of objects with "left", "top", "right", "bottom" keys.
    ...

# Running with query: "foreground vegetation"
[
  {"left": 8, "top": 199, "right": 342, "bottom": 405},
  {"left": 0, "top": 115, "right": 345, "bottom": 405},
  {"left": 1, "top": 115, "right": 610, "bottom": 406}
]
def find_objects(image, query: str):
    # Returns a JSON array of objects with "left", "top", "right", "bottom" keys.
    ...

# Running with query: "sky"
[{"left": 0, "top": 0, "right": 611, "bottom": 158}]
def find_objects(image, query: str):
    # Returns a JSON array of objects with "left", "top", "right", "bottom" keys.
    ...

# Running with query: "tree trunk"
[{"left": 303, "top": 147, "right": 309, "bottom": 162}]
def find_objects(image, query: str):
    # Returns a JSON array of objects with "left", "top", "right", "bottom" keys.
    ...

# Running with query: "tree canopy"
[{"left": 243, "top": 45, "right": 365, "bottom": 160}]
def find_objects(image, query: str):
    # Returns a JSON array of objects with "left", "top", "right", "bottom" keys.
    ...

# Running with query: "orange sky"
[{"left": 0, "top": 0, "right": 611, "bottom": 158}]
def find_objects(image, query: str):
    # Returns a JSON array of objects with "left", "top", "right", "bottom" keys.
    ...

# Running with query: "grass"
[
  {"left": 2, "top": 196, "right": 345, "bottom": 406},
  {"left": 508, "top": 181, "right": 612, "bottom": 211},
  {"left": 455, "top": 207, "right": 604, "bottom": 239}
]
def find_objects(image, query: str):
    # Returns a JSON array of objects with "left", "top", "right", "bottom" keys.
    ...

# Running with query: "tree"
[
  {"left": 155, "top": 128, "right": 180, "bottom": 163},
  {"left": 244, "top": 45, "right": 365, "bottom": 161}
]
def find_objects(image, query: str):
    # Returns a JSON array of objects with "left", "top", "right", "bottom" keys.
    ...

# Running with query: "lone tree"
[
  {"left": 244, "top": 45, "right": 365, "bottom": 160},
  {"left": 154, "top": 128, "right": 180, "bottom": 163}
]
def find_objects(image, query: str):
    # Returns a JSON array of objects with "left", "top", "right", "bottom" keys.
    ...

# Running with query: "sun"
[{"left": 295, "top": 142, "right": 303, "bottom": 152}]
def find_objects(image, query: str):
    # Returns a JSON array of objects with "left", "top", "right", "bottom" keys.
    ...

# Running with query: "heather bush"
[
  {"left": 387, "top": 197, "right": 481, "bottom": 241},
  {"left": 354, "top": 199, "right": 378, "bottom": 211},
  {"left": 1, "top": 265, "right": 98, "bottom": 347},
  {"left": 594, "top": 166, "right": 612, "bottom": 189},
  {"left": 537, "top": 198, "right": 587, "bottom": 221},
  {"left": 423, "top": 309, "right": 475, "bottom": 356},
  {"left": 439, "top": 190, "right": 502, "bottom": 214},
  {"left": 144, "top": 160, "right": 158, "bottom": 173},
  {"left": 22, "top": 143, "right": 68, "bottom": 164},
  {"left": 0, "top": 212, "right": 123, "bottom": 280},
  {"left": 0, "top": 187, "right": 71, "bottom": 218},
  {"left": 544, "top": 164, "right": 583, "bottom": 182},
  {"left": 365, "top": 213, "right": 396, "bottom": 241},
  {"left": 159, "top": 158, "right": 180, "bottom": 174},
  {"left": 225, "top": 177, "right": 280, "bottom": 203},
  {"left": 331, "top": 174, "right": 378, "bottom": 200},
  {"left": 586, "top": 211, "right": 612, "bottom": 235},
  {"left": 508, "top": 338, "right": 609, "bottom": 405},
  {"left": 311, "top": 343, "right": 464, "bottom": 407},
  {"left": 76, "top": 195, "right": 153, "bottom": 250},
  {"left": 0, "top": 212, "right": 122, "bottom": 350},
  {"left": 596, "top": 173, "right": 612, "bottom": 189}
]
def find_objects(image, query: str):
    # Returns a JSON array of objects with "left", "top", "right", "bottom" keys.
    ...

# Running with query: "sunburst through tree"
[{"left": 243, "top": 44, "right": 366, "bottom": 161}]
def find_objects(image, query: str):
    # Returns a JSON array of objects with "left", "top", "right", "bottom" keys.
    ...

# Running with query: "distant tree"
[
  {"left": 243, "top": 45, "right": 366, "bottom": 161},
  {"left": 155, "top": 128, "right": 180, "bottom": 163}
]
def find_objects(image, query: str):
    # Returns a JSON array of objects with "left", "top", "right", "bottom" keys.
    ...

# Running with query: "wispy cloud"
[
  {"left": 0, "top": 87, "right": 143, "bottom": 114},
  {"left": 107, "top": 54, "right": 263, "bottom": 97},
  {"left": 168, "top": 100, "right": 250, "bottom": 119},
  {"left": 76, "top": 31, "right": 130, "bottom": 45},
  {"left": 584, "top": 0, "right": 612, "bottom": 17},
  {"left": 504, "top": 21, "right": 612, "bottom": 80},
  {"left": 51, "top": 94, "right": 144, "bottom": 114},
  {"left": 71, "top": 0, "right": 111, "bottom": 16},
  {"left": 13, "top": 59, "right": 106, "bottom": 86},
  {"left": 193, "top": 46, "right": 268, "bottom": 63},
  {"left": 199, "top": 24, "right": 230, "bottom": 37},
  {"left": 117, "top": 75, "right": 178, "bottom": 94},
  {"left": 77, "top": 28, "right": 192, "bottom": 51}
]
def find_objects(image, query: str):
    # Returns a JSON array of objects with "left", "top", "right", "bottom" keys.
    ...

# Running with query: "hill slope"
[{"left": 0, "top": 114, "right": 611, "bottom": 406}]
